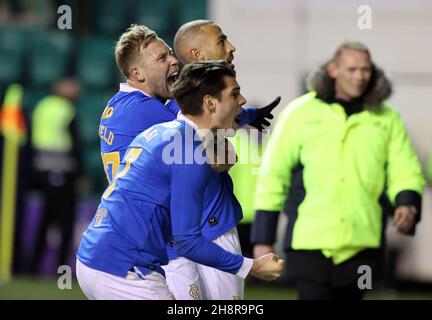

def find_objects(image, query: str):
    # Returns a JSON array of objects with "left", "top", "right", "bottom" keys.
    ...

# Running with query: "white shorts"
[
  {"left": 163, "top": 257, "right": 204, "bottom": 300},
  {"left": 76, "top": 259, "right": 175, "bottom": 300},
  {"left": 163, "top": 227, "right": 245, "bottom": 300}
]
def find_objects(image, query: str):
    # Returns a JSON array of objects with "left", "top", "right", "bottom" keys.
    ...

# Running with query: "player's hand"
[
  {"left": 250, "top": 253, "right": 285, "bottom": 281},
  {"left": 210, "top": 138, "right": 238, "bottom": 172},
  {"left": 249, "top": 96, "right": 281, "bottom": 131},
  {"left": 394, "top": 205, "right": 417, "bottom": 234},
  {"left": 253, "top": 244, "right": 273, "bottom": 259}
]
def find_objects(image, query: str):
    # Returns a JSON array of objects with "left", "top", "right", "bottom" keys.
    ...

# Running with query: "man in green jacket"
[
  {"left": 30, "top": 77, "right": 82, "bottom": 273},
  {"left": 251, "top": 41, "right": 425, "bottom": 300}
]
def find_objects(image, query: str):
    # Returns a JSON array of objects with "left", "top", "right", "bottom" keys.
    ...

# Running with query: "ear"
[
  {"left": 191, "top": 48, "right": 204, "bottom": 62},
  {"left": 203, "top": 95, "right": 217, "bottom": 113},
  {"left": 327, "top": 62, "right": 337, "bottom": 79},
  {"left": 130, "top": 66, "right": 146, "bottom": 83}
]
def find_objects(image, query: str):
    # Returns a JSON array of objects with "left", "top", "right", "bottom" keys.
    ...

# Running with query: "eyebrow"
[
  {"left": 218, "top": 34, "right": 227, "bottom": 42},
  {"left": 156, "top": 51, "right": 168, "bottom": 60}
]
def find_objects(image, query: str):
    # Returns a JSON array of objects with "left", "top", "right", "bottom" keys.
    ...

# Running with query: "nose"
[
  {"left": 353, "top": 69, "right": 365, "bottom": 82},
  {"left": 361, "top": 70, "right": 371, "bottom": 82},
  {"left": 239, "top": 94, "right": 246, "bottom": 107},
  {"left": 226, "top": 40, "right": 236, "bottom": 53},
  {"left": 169, "top": 54, "right": 179, "bottom": 66}
]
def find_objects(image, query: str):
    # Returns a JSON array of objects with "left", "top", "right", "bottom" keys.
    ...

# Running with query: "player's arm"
[
  {"left": 170, "top": 160, "right": 284, "bottom": 280},
  {"left": 236, "top": 96, "right": 281, "bottom": 130},
  {"left": 170, "top": 160, "right": 247, "bottom": 275}
]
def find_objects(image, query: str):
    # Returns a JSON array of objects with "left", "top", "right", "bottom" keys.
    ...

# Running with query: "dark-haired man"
[{"left": 76, "top": 61, "right": 284, "bottom": 300}]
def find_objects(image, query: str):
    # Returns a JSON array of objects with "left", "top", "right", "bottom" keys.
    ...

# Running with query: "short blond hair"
[
  {"left": 332, "top": 41, "right": 371, "bottom": 63},
  {"left": 115, "top": 24, "right": 157, "bottom": 78}
]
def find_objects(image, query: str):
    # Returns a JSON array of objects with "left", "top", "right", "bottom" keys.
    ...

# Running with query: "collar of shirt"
[
  {"left": 119, "top": 83, "right": 172, "bottom": 106},
  {"left": 177, "top": 113, "right": 215, "bottom": 149},
  {"left": 327, "top": 97, "right": 364, "bottom": 117}
]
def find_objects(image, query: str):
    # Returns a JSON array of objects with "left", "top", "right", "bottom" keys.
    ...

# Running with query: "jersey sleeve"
[
  {"left": 100, "top": 93, "right": 178, "bottom": 182},
  {"left": 170, "top": 158, "right": 244, "bottom": 275},
  {"left": 236, "top": 107, "right": 257, "bottom": 127},
  {"left": 126, "top": 94, "right": 177, "bottom": 134}
]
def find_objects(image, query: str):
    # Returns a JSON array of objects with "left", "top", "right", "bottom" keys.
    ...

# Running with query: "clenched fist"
[
  {"left": 394, "top": 205, "right": 417, "bottom": 234},
  {"left": 249, "top": 253, "right": 285, "bottom": 281}
]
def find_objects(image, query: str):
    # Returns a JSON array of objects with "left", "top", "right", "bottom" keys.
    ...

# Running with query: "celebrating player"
[
  {"left": 76, "top": 61, "right": 285, "bottom": 300},
  {"left": 99, "top": 24, "right": 278, "bottom": 184},
  {"left": 96, "top": 24, "right": 280, "bottom": 299},
  {"left": 161, "top": 20, "right": 281, "bottom": 299}
]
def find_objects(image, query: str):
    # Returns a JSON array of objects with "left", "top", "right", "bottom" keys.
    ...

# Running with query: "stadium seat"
[
  {"left": 0, "top": 49, "right": 23, "bottom": 85},
  {"left": 0, "top": 27, "right": 28, "bottom": 53},
  {"left": 92, "top": 0, "right": 131, "bottom": 36},
  {"left": 28, "top": 31, "right": 72, "bottom": 86},
  {"left": 177, "top": 0, "right": 208, "bottom": 25},
  {"left": 0, "top": 27, "right": 28, "bottom": 85},
  {"left": 22, "top": 87, "right": 50, "bottom": 115},
  {"left": 77, "top": 37, "right": 116, "bottom": 89},
  {"left": 135, "top": 0, "right": 174, "bottom": 36}
]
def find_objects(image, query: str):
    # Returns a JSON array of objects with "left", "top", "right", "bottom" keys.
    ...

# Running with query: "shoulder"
[
  {"left": 35, "top": 95, "right": 73, "bottom": 110},
  {"left": 108, "top": 91, "right": 167, "bottom": 113},
  {"left": 371, "top": 102, "right": 403, "bottom": 121},
  {"left": 131, "top": 120, "right": 184, "bottom": 149},
  {"left": 277, "top": 92, "right": 319, "bottom": 123},
  {"left": 165, "top": 99, "right": 181, "bottom": 114},
  {"left": 106, "top": 92, "right": 176, "bottom": 130},
  {"left": 120, "top": 91, "right": 165, "bottom": 111}
]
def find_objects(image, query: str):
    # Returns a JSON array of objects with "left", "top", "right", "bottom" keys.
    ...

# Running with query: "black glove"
[{"left": 249, "top": 96, "right": 281, "bottom": 131}]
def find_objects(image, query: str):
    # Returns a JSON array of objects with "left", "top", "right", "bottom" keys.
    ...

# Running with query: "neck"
[
  {"left": 185, "top": 115, "right": 221, "bottom": 142},
  {"left": 127, "top": 79, "right": 153, "bottom": 97},
  {"left": 334, "top": 89, "right": 353, "bottom": 102},
  {"left": 182, "top": 114, "right": 218, "bottom": 150},
  {"left": 184, "top": 114, "right": 215, "bottom": 131}
]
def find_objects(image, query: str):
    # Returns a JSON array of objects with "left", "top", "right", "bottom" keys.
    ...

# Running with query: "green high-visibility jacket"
[
  {"left": 254, "top": 92, "right": 425, "bottom": 264},
  {"left": 31, "top": 95, "right": 75, "bottom": 152},
  {"left": 229, "top": 130, "right": 263, "bottom": 224}
]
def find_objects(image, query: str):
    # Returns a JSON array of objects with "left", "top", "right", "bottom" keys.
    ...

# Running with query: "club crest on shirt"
[{"left": 189, "top": 283, "right": 202, "bottom": 300}]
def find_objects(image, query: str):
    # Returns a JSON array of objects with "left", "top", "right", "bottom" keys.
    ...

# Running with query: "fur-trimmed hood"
[{"left": 307, "top": 62, "right": 393, "bottom": 109}]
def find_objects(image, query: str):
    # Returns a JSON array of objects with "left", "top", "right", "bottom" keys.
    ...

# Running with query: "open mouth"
[
  {"left": 167, "top": 71, "right": 179, "bottom": 86},
  {"left": 227, "top": 55, "right": 235, "bottom": 69}
]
